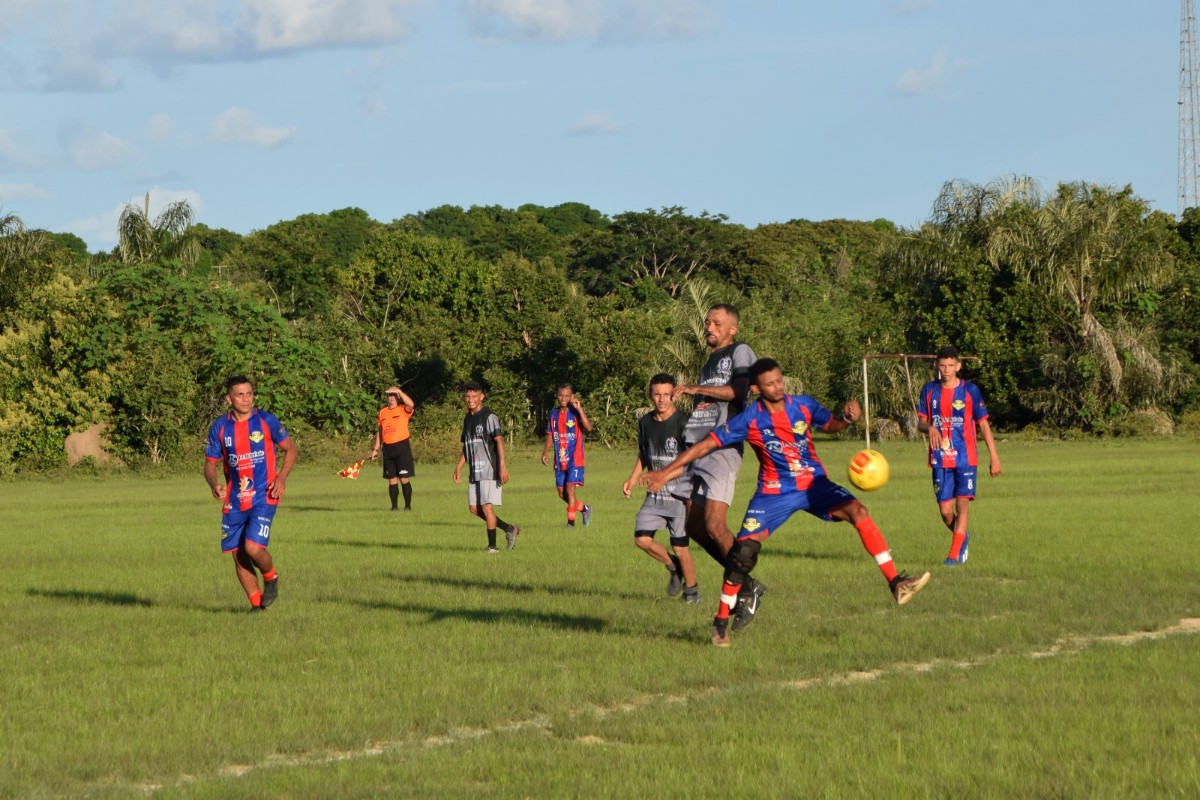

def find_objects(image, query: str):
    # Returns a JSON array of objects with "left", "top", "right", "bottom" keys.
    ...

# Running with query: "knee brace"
[{"left": 725, "top": 538, "right": 762, "bottom": 584}]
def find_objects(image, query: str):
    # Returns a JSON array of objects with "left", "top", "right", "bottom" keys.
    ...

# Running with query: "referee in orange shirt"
[{"left": 370, "top": 386, "right": 417, "bottom": 511}]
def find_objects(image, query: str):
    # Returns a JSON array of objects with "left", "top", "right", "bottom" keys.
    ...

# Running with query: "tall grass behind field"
[{"left": 2, "top": 438, "right": 1198, "bottom": 798}]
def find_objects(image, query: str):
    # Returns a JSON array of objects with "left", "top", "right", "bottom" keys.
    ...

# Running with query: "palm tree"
[
  {"left": 986, "top": 183, "right": 1174, "bottom": 404},
  {"left": 0, "top": 211, "right": 49, "bottom": 310},
  {"left": 117, "top": 193, "right": 199, "bottom": 269}
]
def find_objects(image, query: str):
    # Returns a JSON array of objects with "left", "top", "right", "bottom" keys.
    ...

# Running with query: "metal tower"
[{"left": 1180, "top": 0, "right": 1200, "bottom": 214}]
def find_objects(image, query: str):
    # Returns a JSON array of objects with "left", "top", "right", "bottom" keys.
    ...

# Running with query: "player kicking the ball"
[{"left": 644, "top": 358, "right": 930, "bottom": 647}]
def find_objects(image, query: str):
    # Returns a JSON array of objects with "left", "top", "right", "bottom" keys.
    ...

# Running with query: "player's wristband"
[{"left": 838, "top": 413, "right": 853, "bottom": 424}]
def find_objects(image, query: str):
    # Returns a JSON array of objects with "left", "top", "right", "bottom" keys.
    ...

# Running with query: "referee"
[{"left": 370, "top": 386, "right": 417, "bottom": 511}]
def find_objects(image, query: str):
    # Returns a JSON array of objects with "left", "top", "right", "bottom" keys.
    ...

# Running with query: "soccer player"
[
  {"left": 541, "top": 383, "right": 593, "bottom": 528},
  {"left": 916, "top": 346, "right": 1002, "bottom": 566},
  {"left": 369, "top": 385, "right": 417, "bottom": 511},
  {"left": 622, "top": 373, "right": 700, "bottom": 602},
  {"left": 644, "top": 358, "right": 931, "bottom": 647},
  {"left": 203, "top": 375, "right": 298, "bottom": 612},
  {"left": 672, "top": 304, "right": 761, "bottom": 626},
  {"left": 453, "top": 381, "right": 521, "bottom": 553}
]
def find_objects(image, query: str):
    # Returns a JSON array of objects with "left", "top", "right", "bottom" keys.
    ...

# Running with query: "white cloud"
[
  {"left": 895, "top": 48, "right": 974, "bottom": 97},
  {"left": 0, "top": 1, "right": 423, "bottom": 92},
  {"left": 0, "top": 128, "right": 47, "bottom": 170},
  {"left": 66, "top": 187, "right": 203, "bottom": 248},
  {"left": 147, "top": 113, "right": 175, "bottom": 143},
  {"left": 208, "top": 107, "right": 296, "bottom": 148},
  {"left": 568, "top": 111, "right": 621, "bottom": 136},
  {"left": 59, "top": 121, "right": 139, "bottom": 170},
  {"left": 465, "top": 0, "right": 716, "bottom": 43},
  {"left": 0, "top": 183, "right": 52, "bottom": 202}
]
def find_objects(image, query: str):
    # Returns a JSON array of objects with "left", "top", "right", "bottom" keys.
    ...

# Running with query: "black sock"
[
  {"left": 494, "top": 516, "right": 513, "bottom": 534},
  {"left": 402, "top": 483, "right": 412, "bottom": 509},
  {"left": 487, "top": 529, "right": 497, "bottom": 548},
  {"left": 389, "top": 484, "right": 399, "bottom": 509}
]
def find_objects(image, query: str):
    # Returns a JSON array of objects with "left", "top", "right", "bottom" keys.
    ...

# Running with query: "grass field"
[{"left": 3, "top": 437, "right": 1199, "bottom": 798}]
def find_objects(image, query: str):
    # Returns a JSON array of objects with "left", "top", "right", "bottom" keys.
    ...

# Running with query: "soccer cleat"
[
  {"left": 486, "top": 546, "right": 500, "bottom": 554},
  {"left": 250, "top": 605, "right": 266, "bottom": 613},
  {"left": 731, "top": 578, "right": 767, "bottom": 631},
  {"left": 261, "top": 576, "right": 279, "bottom": 608},
  {"left": 683, "top": 585, "right": 701, "bottom": 604},
  {"left": 890, "top": 571, "right": 931, "bottom": 605},
  {"left": 666, "top": 569, "right": 682, "bottom": 597},
  {"left": 582, "top": 504, "right": 592, "bottom": 526},
  {"left": 506, "top": 525, "right": 521, "bottom": 551},
  {"left": 711, "top": 619, "right": 731, "bottom": 647},
  {"left": 566, "top": 521, "right": 575, "bottom": 528}
]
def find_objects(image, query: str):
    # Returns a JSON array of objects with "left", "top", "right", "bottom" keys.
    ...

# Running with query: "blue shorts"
[
  {"left": 736, "top": 477, "right": 856, "bottom": 540},
  {"left": 932, "top": 465, "right": 977, "bottom": 503},
  {"left": 555, "top": 465, "right": 585, "bottom": 488},
  {"left": 221, "top": 506, "right": 277, "bottom": 553}
]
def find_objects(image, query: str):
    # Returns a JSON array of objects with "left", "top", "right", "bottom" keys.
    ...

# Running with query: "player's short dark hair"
[
  {"left": 461, "top": 380, "right": 484, "bottom": 392},
  {"left": 708, "top": 303, "right": 740, "bottom": 323},
  {"left": 935, "top": 346, "right": 960, "bottom": 361},
  {"left": 225, "top": 375, "right": 252, "bottom": 394},
  {"left": 749, "top": 358, "right": 780, "bottom": 384},
  {"left": 648, "top": 372, "right": 676, "bottom": 391},
  {"left": 557, "top": 383, "right": 574, "bottom": 393}
]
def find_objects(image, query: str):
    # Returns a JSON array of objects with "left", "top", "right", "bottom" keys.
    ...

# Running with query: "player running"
[
  {"left": 203, "top": 375, "right": 298, "bottom": 612},
  {"left": 644, "top": 358, "right": 930, "bottom": 647},
  {"left": 541, "top": 383, "right": 593, "bottom": 528},
  {"left": 622, "top": 373, "right": 700, "bottom": 602}
]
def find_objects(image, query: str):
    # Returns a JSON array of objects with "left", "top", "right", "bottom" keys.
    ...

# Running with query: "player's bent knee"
[
  {"left": 669, "top": 537, "right": 689, "bottom": 549},
  {"left": 728, "top": 538, "right": 761, "bottom": 577}
]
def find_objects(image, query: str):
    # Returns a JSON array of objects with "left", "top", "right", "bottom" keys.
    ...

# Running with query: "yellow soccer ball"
[{"left": 847, "top": 449, "right": 889, "bottom": 492}]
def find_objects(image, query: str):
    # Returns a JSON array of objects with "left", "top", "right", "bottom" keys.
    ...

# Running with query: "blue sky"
[{"left": 0, "top": 1, "right": 1178, "bottom": 251}]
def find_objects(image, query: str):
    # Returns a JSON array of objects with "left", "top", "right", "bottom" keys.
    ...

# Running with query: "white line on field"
[{"left": 117, "top": 617, "right": 1199, "bottom": 796}]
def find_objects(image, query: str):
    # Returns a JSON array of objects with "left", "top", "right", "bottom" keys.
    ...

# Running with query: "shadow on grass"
[
  {"left": 286, "top": 505, "right": 341, "bottom": 512},
  {"left": 310, "top": 538, "right": 479, "bottom": 553},
  {"left": 379, "top": 571, "right": 649, "bottom": 602},
  {"left": 26, "top": 588, "right": 153, "bottom": 607},
  {"left": 353, "top": 598, "right": 609, "bottom": 632}
]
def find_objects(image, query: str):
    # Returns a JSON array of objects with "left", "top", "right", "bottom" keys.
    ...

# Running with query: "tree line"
[{"left": 1, "top": 176, "right": 1197, "bottom": 474}]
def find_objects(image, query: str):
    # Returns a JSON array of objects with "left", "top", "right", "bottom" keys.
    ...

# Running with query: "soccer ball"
[{"left": 847, "top": 449, "right": 889, "bottom": 492}]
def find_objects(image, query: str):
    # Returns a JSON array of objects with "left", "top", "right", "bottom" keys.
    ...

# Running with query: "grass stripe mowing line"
[{"left": 117, "top": 617, "right": 1200, "bottom": 797}]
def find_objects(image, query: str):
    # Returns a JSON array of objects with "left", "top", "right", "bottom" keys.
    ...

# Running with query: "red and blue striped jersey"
[
  {"left": 917, "top": 380, "right": 989, "bottom": 468},
  {"left": 546, "top": 407, "right": 586, "bottom": 468},
  {"left": 710, "top": 395, "right": 834, "bottom": 495},
  {"left": 204, "top": 408, "right": 290, "bottom": 513}
]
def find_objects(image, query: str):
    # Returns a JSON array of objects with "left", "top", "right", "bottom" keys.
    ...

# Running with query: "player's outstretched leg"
[{"left": 711, "top": 538, "right": 761, "bottom": 646}]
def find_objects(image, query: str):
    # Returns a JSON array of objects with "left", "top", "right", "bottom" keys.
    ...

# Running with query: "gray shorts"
[
  {"left": 467, "top": 480, "right": 502, "bottom": 508},
  {"left": 634, "top": 507, "right": 687, "bottom": 544},
  {"left": 674, "top": 447, "right": 742, "bottom": 507}
]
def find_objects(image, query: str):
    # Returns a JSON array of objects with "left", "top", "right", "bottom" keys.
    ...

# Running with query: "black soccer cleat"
[
  {"left": 261, "top": 576, "right": 279, "bottom": 608},
  {"left": 731, "top": 578, "right": 766, "bottom": 631}
]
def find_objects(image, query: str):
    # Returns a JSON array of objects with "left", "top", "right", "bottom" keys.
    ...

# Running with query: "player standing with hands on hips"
[
  {"left": 917, "top": 346, "right": 1002, "bottom": 566},
  {"left": 541, "top": 383, "right": 593, "bottom": 528},
  {"left": 204, "top": 376, "right": 298, "bottom": 612}
]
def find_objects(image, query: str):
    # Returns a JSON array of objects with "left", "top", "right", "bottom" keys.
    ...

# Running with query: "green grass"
[{"left": 3, "top": 439, "right": 1199, "bottom": 798}]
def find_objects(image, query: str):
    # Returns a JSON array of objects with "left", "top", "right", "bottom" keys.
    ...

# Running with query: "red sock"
[
  {"left": 949, "top": 531, "right": 967, "bottom": 559},
  {"left": 262, "top": 568, "right": 277, "bottom": 582},
  {"left": 715, "top": 580, "right": 742, "bottom": 621},
  {"left": 854, "top": 517, "right": 898, "bottom": 582},
  {"left": 249, "top": 590, "right": 263, "bottom": 608},
  {"left": 567, "top": 507, "right": 577, "bottom": 522}
]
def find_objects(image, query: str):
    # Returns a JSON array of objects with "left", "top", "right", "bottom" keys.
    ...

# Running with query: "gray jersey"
[
  {"left": 682, "top": 341, "right": 757, "bottom": 446},
  {"left": 461, "top": 407, "right": 502, "bottom": 482},
  {"left": 637, "top": 410, "right": 688, "bottom": 517}
]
